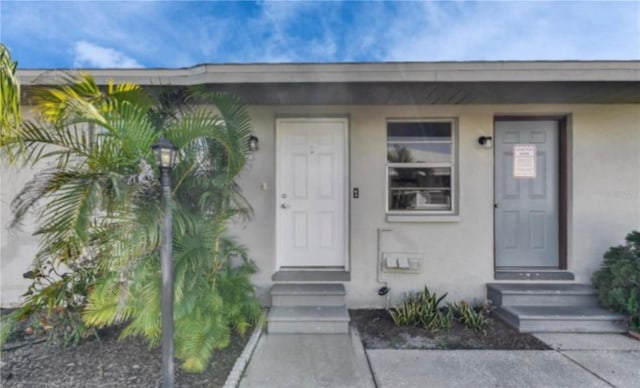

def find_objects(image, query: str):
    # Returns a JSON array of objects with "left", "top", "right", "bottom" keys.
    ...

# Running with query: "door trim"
[
  {"left": 274, "top": 117, "right": 350, "bottom": 271},
  {"left": 493, "top": 115, "right": 569, "bottom": 270}
]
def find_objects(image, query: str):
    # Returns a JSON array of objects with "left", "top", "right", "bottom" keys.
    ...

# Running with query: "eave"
[{"left": 17, "top": 61, "right": 640, "bottom": 105}]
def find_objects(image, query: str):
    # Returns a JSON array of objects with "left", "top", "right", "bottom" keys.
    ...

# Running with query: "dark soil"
[
  {"left": 0, "top": 311, "right": 250, "bottom": 388},
  {"left": 350, "top": 309, "right": 550, "bottom": 350}
]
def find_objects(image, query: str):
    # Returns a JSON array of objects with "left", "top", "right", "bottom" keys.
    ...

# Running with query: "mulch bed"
[
  {"left": 350, "top": 309, "right": 550, "bottom": 350},
  {"left": 0, "top": 312, "right": 250, "bottom": 388}
]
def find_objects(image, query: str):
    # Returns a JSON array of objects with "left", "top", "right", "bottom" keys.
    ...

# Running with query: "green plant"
[
  {"left": 435, "top": 305, "right": 453, "bottom": 331},
  {"left": 389, "top": 295, "right": 421, "bottom": 326},
  {"left": 450, "top": 301, "right": 489, "bottom": 333},
  {"left": 0, "top": 43, "right": 21, "bottom": 157},
  {"left": 0, "top": 311, "right": 20, "bottom": 348},
  {"left": 15, "top": 256, "right": 99, "bottom": 345},
  {"left": 2, "top": 74, "right": 260, "bottom": 371},
  {"left": 389, "top": 286, "right": 449, "bottom": 331},
  {"left": 592, "top": 231, "right": 640, "bottom": 331}
]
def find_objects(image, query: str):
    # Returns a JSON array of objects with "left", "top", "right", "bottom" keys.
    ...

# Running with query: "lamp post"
[{"left": 152, "top": 137, "right": 178, "bottom": 388}]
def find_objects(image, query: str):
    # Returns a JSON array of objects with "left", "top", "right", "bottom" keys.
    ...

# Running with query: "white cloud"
[
  {"left": 382, "top": 2, "right": 640, "bottom": 61},
  {"left": 3, "top": 1, "right": 638, "bottom": 68},
  {"left": 72, "top": 41, "right": 142, "bottom": 68}
]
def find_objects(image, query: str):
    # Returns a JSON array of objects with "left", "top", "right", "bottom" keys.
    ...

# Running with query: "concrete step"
[
  {"left": 271, "top": 283, "right": 346, "bottom": 307},
  {"left": 267, "top": 306, "right": 350, "bottom": 334},
  {"left": 487, "top": 283, "right": 598, "bottom": 307},
  {"left": 495, "top": 305, "right": 627, "bottom": 333}
]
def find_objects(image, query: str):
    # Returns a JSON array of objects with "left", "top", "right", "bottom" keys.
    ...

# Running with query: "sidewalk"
[
  {"left": 239, "top": 329, "right": 639, "bottom": 388},
  {"left": 368, "top": 333, "right": 639, "bottom": 388}
]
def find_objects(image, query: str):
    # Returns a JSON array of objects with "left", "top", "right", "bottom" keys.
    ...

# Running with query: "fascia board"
[{"left": 16, "top": 61, "right": 640, "bottom": 85}]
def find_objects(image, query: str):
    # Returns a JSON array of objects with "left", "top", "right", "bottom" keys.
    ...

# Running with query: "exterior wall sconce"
[
  {"left": 478, "top": 136, "right": 493, "bottom": 149},
  {"left": 248, "top": 135, "right": 259, "bottom": 152}
]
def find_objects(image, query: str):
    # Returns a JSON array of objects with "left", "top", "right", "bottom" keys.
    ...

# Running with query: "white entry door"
[
  {"left": 276, "top": 118, "right": 348, "bottom": 268},
  {"left": 495, "top": 120, "right": 559, "bottom": 268}
]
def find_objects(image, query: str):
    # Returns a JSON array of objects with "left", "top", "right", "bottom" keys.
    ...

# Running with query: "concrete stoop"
[
  {"left": 487, "top": 283, "right": 627, "bottom": 333},
  {"left": 268, "top": 283, "right": 350, "bottom": 334}
]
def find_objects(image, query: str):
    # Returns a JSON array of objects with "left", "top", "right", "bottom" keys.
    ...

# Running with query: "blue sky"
[{"left": 1, "top": 1, "right": 639, "bottom": 69}]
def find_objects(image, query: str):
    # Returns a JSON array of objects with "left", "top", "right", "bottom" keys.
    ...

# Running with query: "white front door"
[{"left": 276, "top": 118, "right": 348, "bottom": 268}]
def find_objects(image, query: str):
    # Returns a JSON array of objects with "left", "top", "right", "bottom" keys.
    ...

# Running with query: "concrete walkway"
[
  {"left": 369, "top": 333, "right": 639, "bottom": 388},
  {"left": 239, "top": 330, "right": 375, "bottom": 388},
  {"left": 239, "top": 331, "right": 639, "bottom": 388}
]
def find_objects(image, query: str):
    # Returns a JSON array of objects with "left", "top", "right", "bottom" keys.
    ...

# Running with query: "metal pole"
[{"left": 160, "top": 167, "right": 174, "bottom": 388}]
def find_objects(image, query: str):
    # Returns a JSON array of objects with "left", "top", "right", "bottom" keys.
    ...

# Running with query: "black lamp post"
[{"left": 152, "top": 137, "right": 177, "bottom": 388}]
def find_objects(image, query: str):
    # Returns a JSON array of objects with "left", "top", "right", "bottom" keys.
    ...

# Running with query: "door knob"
[{"left": 281, "top": 203, "right": 290, "bottom": 209}]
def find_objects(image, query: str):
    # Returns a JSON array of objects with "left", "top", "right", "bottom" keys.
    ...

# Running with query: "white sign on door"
[{"left": 513, "top": 144, "right": 537, "bottom": 178}]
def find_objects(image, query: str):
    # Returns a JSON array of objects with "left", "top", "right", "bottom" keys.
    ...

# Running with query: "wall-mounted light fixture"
[
  {"left": 248, "top": 135, "right": 259, "bottom": 152},
  {"left": 478, "top": 136, "right": 493, "bottom": 149}
]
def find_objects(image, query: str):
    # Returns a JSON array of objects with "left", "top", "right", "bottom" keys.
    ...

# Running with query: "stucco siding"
[
  {"left": 570, "top": 106, "right": 640, "bottom": 282},
  {"left": 2, "top": 103, "right": 639, "bottom": 308},
  {"left": 1, "top": 164, "right": 40, "bottom": 306},
  {"left": 234, "top": 104, "right": 640, "bottom": 307}
]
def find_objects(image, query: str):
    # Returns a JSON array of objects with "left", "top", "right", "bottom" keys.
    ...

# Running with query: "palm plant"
[
  {"left": 0, "top": 44, "right": 22, "bottom": 161},
  {"left": 2, "top": 73, "right": 261, "bottom": 371}
]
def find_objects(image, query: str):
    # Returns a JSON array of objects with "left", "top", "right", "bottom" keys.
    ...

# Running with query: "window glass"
[
  {"left": 389, "top": 189, "right": 451, "bottom": 211},
  {"left": 387, "top": 143, "right": 452, "bottom": 163},
  {"left": 388, "top": 167, "right": 451, "bottom": 188},
  {"left": 387, "top": 121, "right": 455, "bottom": 213},
  {"left": 387, "top": 122, "right": 451, "bottom": 141}
]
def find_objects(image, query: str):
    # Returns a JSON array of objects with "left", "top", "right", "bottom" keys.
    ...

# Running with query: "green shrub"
[
  {"left": 0, "top": 311, "right": 19, "bottom": 349},
  {"left": 450, "top": 300, "right": 489, "bottom": 333},
  {"left": 13, "top": 254, "right": 99, "bottom": 346},
  {"left": 389, "top": 286, "right": 449, "bottom": 331},
  {"left": 592, "top": 231, "right": 640, "bottom": 331},
  {"left": 435, "top": 305, "right": 453, "bottom": 331},
  {"left": 2, "top": 75, "right": 261, "bottom": 371}
]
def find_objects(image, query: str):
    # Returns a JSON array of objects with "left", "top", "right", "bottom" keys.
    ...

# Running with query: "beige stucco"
[
  {"left": 1, "top": 169, "right": 41, "bottom": 306},
  {"left": 234, "top": 104, "right": 640, "bottom": 307},
  {"left": 2, "top": 103, "right": 639, "bottom": 307}
]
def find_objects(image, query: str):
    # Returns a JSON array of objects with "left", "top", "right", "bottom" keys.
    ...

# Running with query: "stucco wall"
[
  {"left": 1, "top": 164, "right": 40, "bottom": 306},
  {"left": 569, "top": 106, "right": 640, "bottom": 281},
  {"left": 234, "top": 104, "right": 640, "bottom": 308},
  {"left": 2, "top": 104, "right": 639, "bottom": 308}
]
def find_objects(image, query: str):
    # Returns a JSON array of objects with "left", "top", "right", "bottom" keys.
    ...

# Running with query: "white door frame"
[{"left": 275, "top": 117, "right": 350, "bottom": 271}]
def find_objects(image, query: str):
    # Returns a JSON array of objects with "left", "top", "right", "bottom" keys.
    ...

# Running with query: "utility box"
[{"left": 382, "top": 252, "right": 422, "bottom": 273}]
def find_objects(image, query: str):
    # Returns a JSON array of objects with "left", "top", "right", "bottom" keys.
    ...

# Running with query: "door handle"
[{"left": 281, "top": 203, "right": 290, "bottom": 209}]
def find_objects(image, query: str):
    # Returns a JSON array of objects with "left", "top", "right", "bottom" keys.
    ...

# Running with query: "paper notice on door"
[{"left": 513, "top": 144, "right": 536, "bottom": 178}]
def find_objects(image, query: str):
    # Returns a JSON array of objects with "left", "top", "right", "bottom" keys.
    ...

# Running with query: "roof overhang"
[{"left": 17, "top": 61, "right": 640, "bottom": 104}]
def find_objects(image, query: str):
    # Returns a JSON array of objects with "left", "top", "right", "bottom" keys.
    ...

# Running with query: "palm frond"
[
  {"left": 0, "top": 44, "right": 22, "bottom": 161},
  {"left": 9, "top": 74, "right": 260, "bottom": 372}
]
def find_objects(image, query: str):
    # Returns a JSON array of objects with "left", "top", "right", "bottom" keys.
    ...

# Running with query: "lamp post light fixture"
[
  {"left": 152, "top": 137, "right": 178, "bottom": 388},
  {"left": 153, "top": 137, "right": 178, "bottom": 170}
]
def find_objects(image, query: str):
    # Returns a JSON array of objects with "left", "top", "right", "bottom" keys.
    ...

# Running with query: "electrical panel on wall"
[{"left": 382, "top": 252, "right": 422, "bottom": 273}]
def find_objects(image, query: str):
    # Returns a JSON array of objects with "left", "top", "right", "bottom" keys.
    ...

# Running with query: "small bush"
[
  {"left": 435, "top": 305, "right": 453, "bottom": 331},
  {"left": 389, "top": 286, "right": 449, "bottom": 331},
  {"left": 592, "top": 231, "right": 640, "bottom": 331},
  {"left": 450, "top": 301, "right": 489, "bottom": 333},
  {"left": 0, "top": 311, "right": 19, "bottom": 348},
  {"left": 15, "top": 256, "right": 99, "bottom": 346}
]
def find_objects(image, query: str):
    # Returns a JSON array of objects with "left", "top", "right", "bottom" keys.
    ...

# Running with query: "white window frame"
[{"left": 385, "top": 118, "right": 457, "bottom": 216}]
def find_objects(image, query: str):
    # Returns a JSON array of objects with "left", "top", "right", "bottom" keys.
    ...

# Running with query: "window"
[{"left": 386, "top": 120, "right": 455, "bottom": 213}]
